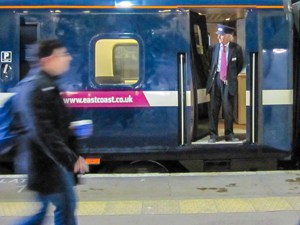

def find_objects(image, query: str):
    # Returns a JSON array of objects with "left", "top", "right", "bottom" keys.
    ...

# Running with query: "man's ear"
[{"left": 39, "top": 55, "right": 53, "bottom": 65}]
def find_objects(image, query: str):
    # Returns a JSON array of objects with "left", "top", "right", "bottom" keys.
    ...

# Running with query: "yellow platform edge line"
[{"left": 1, "top": 196, "right": 300, "bottom": 217}]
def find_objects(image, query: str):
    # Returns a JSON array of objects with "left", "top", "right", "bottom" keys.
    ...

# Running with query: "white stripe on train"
[
  {"left": 0, "top": 89, "right": 293, "bottom": 108},
  {"left": 246, "top": 89, "right": 293, "bottom": 106}
]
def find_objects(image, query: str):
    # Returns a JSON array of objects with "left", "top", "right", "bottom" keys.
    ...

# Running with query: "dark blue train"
[{"left": 0, "top": 0, "right": 299, "bottom": 172}]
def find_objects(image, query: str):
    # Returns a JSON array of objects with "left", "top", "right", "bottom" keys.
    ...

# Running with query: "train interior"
[{"left": 189, "top": 8, "right": 247, "bottom": 144}]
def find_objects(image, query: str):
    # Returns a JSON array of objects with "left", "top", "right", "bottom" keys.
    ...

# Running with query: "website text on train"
[{"left": 0, "top": 0, "right": 299, "bottom": 173}]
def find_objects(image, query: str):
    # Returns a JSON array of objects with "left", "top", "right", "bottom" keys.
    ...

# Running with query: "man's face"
[
  {"left": 218, "top": 34, "right": 231, "bottom": 45},
  {"left": 51, "top": 48, "right": 72, "bottom": 75},
  {"left": 41, "top": 47, "right": 72, "bottom": 76}
]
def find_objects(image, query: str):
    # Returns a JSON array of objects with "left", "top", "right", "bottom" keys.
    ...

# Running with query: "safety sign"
[{"left": 1, "top": 51, "right": 12, "bottom": 63}]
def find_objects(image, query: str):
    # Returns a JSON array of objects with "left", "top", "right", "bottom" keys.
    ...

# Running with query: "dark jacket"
[
  {"left": 206, "top": 42, "right": 244, "bottom": 96},
  {"left": 13, "top": 70, "right": 78, "bottom": 194}
]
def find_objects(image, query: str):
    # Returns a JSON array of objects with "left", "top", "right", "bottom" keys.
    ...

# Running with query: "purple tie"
[{"left": 220, "top": 44, "right": 227, "bottom": 81}]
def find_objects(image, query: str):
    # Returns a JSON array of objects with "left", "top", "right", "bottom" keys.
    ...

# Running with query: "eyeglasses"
[{"left": 54, "top": 52, "right": 70, "bottom": 57}]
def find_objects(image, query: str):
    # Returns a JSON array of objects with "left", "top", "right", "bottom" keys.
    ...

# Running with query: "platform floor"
[{"left": 1, "top": 171, "right": 300, "bottom": 225}]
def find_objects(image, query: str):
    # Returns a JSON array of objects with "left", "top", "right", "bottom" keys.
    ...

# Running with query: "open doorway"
[{"left": 191, "top": 8, "right": 247, "bottom": 144}]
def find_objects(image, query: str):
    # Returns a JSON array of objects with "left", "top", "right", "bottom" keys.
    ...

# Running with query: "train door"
[
  {"left": 246, "top": 9, "right": 293, "bottom": 151},
  {"left": 291, "top": 0, "right": 300, "bottom": 161},
  {"left": 189, "top": 11, "right": 210, "bottom": 141},
  {"left": 0, "top": 11, "right": 19, "bottom": 91}
]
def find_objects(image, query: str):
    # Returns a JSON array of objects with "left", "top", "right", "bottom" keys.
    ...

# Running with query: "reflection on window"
[
  {"left": 95, "top": 39, "right": 139, "bottom": 85},
  {"left": 194, "top": 25, "right": 204, "bottom": 55}
]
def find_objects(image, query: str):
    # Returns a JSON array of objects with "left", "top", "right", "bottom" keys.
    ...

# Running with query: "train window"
[
  {"left": 20, "top": 23, "right": 38, "bottom": 80},
  {"left": 95, "top": 39, "right": 139, "bottom": 85}
]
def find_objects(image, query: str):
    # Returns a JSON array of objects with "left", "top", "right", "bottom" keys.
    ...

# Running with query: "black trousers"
[{"left": 209, "top": 72, "right": 235, "bottom": 138}]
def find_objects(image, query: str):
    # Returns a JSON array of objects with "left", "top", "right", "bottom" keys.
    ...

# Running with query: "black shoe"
[
  {"left": 225, "top": 134, "right": 239, "bottom": 142},
  {"left": 208, "top": 136, "right": 217, "bottom": 143}
]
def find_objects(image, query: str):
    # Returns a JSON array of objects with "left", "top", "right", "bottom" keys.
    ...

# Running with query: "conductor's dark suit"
[{"left": 206, "top": 42, "right": 243, "bottom": 140}]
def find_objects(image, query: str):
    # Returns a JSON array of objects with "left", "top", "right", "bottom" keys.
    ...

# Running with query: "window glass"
[
  {"left": 194, "top": 24, "right": 204, "bottom": 55},
  {"left": 95, "top": 39, "right": 139, "bottom": 85}
]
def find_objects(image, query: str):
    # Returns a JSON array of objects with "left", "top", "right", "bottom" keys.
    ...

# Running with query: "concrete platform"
[{"left": 1, "top": 171, "right": 300, "bottom": 225}]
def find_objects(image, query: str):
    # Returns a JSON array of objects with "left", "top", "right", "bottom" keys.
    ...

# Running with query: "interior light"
[{"left": 116, "top": 1, "right": 133, "bottom": 7}]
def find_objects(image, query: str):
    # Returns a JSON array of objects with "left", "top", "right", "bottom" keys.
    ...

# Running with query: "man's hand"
[{"left": 74, "top": 156, "right": 89, "bottom": 174}]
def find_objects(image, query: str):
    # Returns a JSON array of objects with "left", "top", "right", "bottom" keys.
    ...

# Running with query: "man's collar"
[{"left": 221, "top": 42, "right": 230, "bottom": 47}]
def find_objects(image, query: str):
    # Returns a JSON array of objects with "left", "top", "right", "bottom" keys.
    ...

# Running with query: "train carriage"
[{"left": 0, "top": 0, "right": 298, "bottom": 172}]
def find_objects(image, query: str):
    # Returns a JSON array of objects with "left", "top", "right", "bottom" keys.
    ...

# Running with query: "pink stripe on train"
[{"left": 61, "top": 91, "right": 150, "bottom": 108}]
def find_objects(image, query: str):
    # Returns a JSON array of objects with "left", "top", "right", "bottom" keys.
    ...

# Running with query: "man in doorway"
[{"left": 206, "top": 24, "right": 244, "bottom": 143}]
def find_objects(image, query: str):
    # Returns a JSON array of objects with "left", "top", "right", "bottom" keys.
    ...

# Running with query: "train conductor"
[{"left": 206, "top": 24, "right": 244, "bottom": 143}]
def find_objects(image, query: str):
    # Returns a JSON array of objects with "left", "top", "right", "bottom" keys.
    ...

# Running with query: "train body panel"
[
  {"left": 2, "top": 9, "right": 194, "bottom": 152},
  {"left": 246, "top": 9, "right": 293, "bottom": 151},
  {"left": 0, "top": 0, "right": 284, "bottom": 7},
  {"left": 0, "top": 0, "right": 299, "bottom": 171},
  {"left": 58, "top": 11, "right": 188, "bottom": 151},
  {"left": 0, "top": 12, "right": 20, "bottom": 91}
]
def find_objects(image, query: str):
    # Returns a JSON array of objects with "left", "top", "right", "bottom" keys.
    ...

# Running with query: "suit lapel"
[
  {"left": 213, "top": 44, "right": 220, "bottom": 69},
  {"left": 228, "top": 42, "right": 233, "bottom": 62}
]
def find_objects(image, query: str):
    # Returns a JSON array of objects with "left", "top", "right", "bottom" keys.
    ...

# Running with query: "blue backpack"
[{"left": 0, "top": 93, "right": 16, "bottom": 154}]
